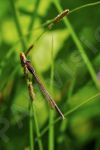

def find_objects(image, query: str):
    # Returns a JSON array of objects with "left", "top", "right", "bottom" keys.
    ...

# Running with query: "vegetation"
[{"left": 0, "top": 0, "right": 100, "bottom": 150}]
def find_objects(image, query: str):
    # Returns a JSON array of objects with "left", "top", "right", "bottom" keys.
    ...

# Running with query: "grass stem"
[
  {"left": 70, "top": 1, "right": 100, "bottom": 14},
  {"left": 32, "top": 104, "right": 44, "bottom": 150},
  {"left": 49, "top": 35, "right": 55, "bottom": 150},
  {"left": 29, "top": 103, "right": 34, "bottom": 150}
]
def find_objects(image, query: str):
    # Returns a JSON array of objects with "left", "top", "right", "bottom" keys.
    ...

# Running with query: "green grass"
[{"left": 0, "top": 1, "right": 100, "bottom": 150}]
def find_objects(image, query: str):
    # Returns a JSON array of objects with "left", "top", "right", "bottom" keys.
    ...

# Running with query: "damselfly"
[{"left": 20, "top": 52, "right": 65, "bottom": 119}]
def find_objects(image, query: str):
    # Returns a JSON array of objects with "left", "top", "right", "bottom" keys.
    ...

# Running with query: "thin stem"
[
  {"left": 53, "top": 0, "right": 100, "bottom": 89},
  {"left": 29, "top": 103, "right": 34, "bottom": 150},
  {"left": 69, "top": 1, "right": 100, "bottom": 14},
  {"left": 49, "top": 35, "right": 55, "bottom": 150},
  {"left": 32, "top": 104, "right": 43, "bottom": 150}
]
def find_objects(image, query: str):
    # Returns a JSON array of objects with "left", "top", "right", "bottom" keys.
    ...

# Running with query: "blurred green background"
[{"left": 0, "top": 0, "right": 100, "bottom": 150}]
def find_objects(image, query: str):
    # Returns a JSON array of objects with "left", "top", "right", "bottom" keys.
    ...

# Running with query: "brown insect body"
[{"left": 20, "top": 52, "right": 65, "bottom": 119}]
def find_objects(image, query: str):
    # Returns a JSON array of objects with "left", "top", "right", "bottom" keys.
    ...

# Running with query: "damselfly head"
[{"left": 20, "top": 52, "right": 27, "bottom": 65}]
